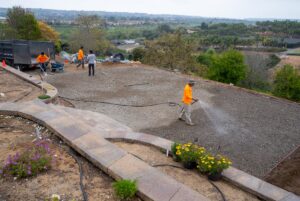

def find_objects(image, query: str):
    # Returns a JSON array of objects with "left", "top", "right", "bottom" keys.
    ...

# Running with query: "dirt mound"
[{"left": 265, "top": 147, "right": 300, "bottom": 195}]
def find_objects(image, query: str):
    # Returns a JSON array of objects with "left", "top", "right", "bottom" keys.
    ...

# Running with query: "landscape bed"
[{"left": 0, "top": 115, "right": 141, "bottom": 201}]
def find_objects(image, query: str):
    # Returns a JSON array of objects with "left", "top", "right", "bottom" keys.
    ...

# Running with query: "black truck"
[{"left": 0, "top": 40, "right": 55, "bottom": 70}]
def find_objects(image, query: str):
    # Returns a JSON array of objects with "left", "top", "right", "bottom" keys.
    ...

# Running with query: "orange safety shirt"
[
  {"left": 182, "top": 84, "right": 193, "bottom": 104},
  {"left": 78, "top": 49, "right": 84, "bottom": 60},
  {"left": 36, "top": 55, "right": 49, "bottom": 63}
]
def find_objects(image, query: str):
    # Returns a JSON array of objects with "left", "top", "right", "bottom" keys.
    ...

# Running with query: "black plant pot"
[
  {"left": 183, "top": 161, "right": 197, "bottom": 169},
  {"left": 173, "top": 155, "right": 180, "bottom": 162},
  {"left": 208, "top": 172, "right": 222, "bottom": 181}
]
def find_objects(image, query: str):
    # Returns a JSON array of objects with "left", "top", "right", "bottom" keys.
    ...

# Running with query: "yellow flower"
[
  {"left": 185, "top": 148, "right": 190, "bottom": 152},
  {"left": 208, "top": 165, "right": 212, "bottom": 169},
  {"left": 176, "top": 151, "right": 181, "bottom": 155},
  {"left": 176, "top": 145, "right": 181, "bottom": 149}
]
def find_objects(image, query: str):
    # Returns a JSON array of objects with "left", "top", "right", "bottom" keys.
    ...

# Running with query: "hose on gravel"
[{"left": 59, "top": 96, "right": 181, "bottom": 108}]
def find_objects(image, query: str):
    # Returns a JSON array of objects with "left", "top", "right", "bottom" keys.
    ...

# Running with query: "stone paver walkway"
[
  {"left": 0, "top": 100, "right": 299, "bottom": 201},
  {"left": 0, "top": 100, "right": 209, "bottom": 201}
]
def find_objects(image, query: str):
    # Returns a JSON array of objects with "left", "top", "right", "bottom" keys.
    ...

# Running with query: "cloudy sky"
[{"left": 1, "top": 0, "right": 300, "bottom": 19}]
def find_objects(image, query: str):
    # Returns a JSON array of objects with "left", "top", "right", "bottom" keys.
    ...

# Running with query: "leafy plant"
[
  {"left": 113, "top": 179, "right": 137, "bottom": 200},
  {"left": 175, "top": 143, "right": 206, "bottom": 166},
  {"left": 0, "top": 140, "right": 53, "bottom": 179},
  {"left": 197, "top": 154, "right": 232, "bottom": 174},
  {"left": 171, "top": 142, "right": 181, "bottom": 161},
  {"left": 273, "top": 65, "right": 300, "bottom": 101},
  {"left": 207, "top": 49, "right": 247, "bottom": 84},
  {"left": 38, "top": 94, "right": 51, "bottom": 100}
]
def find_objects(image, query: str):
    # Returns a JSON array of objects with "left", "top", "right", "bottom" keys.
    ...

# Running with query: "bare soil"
[
  {"left": 0, "top": 70, "right": 41, "bottom": 103},
  {"left": 113, "top": 141, "right": 260, "bottom": 201},
  {"left": 0, "top": 115, "right": 141, "bottom": 201},
  {"left": 265, "top": 147, "right": 300, "bottom": 196}
]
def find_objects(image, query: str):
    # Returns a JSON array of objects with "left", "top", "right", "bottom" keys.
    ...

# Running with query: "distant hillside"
[{"left": 0, "top": 7, "right": 256, "bottom": 25}]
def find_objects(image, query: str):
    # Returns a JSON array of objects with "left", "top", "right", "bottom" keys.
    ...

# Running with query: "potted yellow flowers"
[
  {"left": 171, "top": 142, "right": 181, "bottom": 162},
  {"left": 175, "top": 143, "right": 206, "bottom": 169},
  {"left": 197, "top": 154, "right": 232, "bottom": 181}
]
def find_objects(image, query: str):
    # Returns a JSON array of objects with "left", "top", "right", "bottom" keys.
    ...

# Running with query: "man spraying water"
[{"left": 179, "top": 80, "right": 198, "bottom": 126}]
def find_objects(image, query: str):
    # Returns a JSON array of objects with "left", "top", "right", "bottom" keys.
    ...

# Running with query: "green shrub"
[
  {"left": 273, "top": 65, "right": 300, "bottom": 101},
  {"left": 207, "top": 49, "right": 247, "bottom": 84},
  {"left": 0, "top": 140, "right": 53, "bottom": 179},
  {"left": 132, "top": 47, "right": 145, "bottom": 61},
  {"left": 38, "top": 94, "right": 51, "bottom": 100},
  {"left": 113, "top": 179, "right": 137, "bottom": 200},
  {"left": 196, "top": 48, "right": 216, "bottom": 67}
]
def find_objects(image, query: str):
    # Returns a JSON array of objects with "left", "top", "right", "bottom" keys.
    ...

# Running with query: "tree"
[
  {"left": 197, "top": 48, "right": 216, "bottom": 67},
  {"left": 157, "top": 24, "right": 173, "bottom": 34},
  {"left": 69, "top": 15, "right": 111, "bottom": 53},
  {"left": 38, "top": 21, "right": 59, "bottom": 42},
  {"left": 207, "top": 49, "right": 247, "bottom": 84},
  {"left": 143, "top": 33, "right": 204, "bottom": 74},
  {"left": 273, "top": 65, "right": 300, "bottom": 101},
  {"left": 6, "top": 6, "right": 41, "bottom": 40},
  {"left": 38, "top": 21, "right": 61, "bottom": 52},
  {"left": 132, "top": 47, "right": 146, "bottom": 61}
]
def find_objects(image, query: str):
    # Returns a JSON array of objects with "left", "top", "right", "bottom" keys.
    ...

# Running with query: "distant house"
[
  {"left": 124, "top": 40, "right": 136, "bottom": 45},
  {"left": 187, "top": 29, "right": 197, "bottom": 34}
]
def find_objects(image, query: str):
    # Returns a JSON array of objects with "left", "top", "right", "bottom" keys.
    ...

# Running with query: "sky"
[{"left": 1, "top": 0, "right": 300, "bottom": 20}]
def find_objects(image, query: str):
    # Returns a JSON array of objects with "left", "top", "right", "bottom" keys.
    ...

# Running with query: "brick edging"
[
  {"left": 0, "top": 65, "right": 58, "bottom": 104},
  {"left": 0, "top": 101, "right": 210, "bottom": 201},
  {"left": 104, "top": 132, "right": 300, "bottom": 201}
]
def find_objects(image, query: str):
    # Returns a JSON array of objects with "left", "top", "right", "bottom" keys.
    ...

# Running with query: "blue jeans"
[
  {"left": 40, "top": 63, "right": 46, "bottom": 72},
  {"left": 88, "top": 64, "right": 95, "bottom": 76}
]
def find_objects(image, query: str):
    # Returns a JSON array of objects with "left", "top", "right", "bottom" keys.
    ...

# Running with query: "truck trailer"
[{"left": 0, "top": 40, "right": 55, "bottom": 70}]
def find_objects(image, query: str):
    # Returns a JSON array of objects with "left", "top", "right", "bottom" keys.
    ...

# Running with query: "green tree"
[
  {"left": 69, "top": 15, "right": 111, "bottom": 53},
  {"left": 132, "top": 47, "right": 146, "bottom": 61},
  {"left": 6, "top": 6, "right": 41, "bottom": 40},
  {"left": 157, "top": 24, "right": 173, "bottom": 34},
  {"left": 207, "top": 49, "right": 247, "bottom": 84},
  {"left": 273, "top": 65, "right": 300, "bottom": 101},
  {"left": 143, "top": 33, "right": 198, "bottom": 72},
  {"left": 197, "top": 48, "right": 216, "bottom": 67}
]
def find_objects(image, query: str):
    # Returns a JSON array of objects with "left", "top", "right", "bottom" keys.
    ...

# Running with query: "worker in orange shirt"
[
  {"left": 179, "top": 80, "right": 198, "bottom": 126},
  {"left": 76, "top": 46, "right": 84, "bottom": 69},
  {"left": 36, "top": 52, "right": 49, "bottom": 73}
]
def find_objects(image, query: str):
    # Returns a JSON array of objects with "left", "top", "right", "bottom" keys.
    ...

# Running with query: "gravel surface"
[{"left": 47, "top": 65, "right": 300, "bottom": 178}]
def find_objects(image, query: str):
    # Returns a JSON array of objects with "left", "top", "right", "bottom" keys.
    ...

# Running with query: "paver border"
[
  {"left": 0, "top": 64, "right": 58, "bottom": 104},
  {"left": 104, "top": 133, "right": 300, "bottom": 201},
  {"left": 0, "top": 102, "right": 210, "bottom": 201}
]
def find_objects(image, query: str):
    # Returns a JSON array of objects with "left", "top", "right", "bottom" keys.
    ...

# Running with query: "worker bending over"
[
  {"left": 179, "top": 80, "right": 198, "bottom": 126},
  {"left": 36, "top": 52, "right": 49, "bottom": 73},
  {"left": 76, "top": 46, "right": 84, "bottom": 69}
]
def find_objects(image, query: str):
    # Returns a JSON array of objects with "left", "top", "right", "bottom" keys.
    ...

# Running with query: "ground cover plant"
[
  {"left": 0, "top": 140, "right": 53, "bottom": 179},
  {"left": 38, "top": 94, "right": 51, "bottom": 100},
  {"left": 113, "top": 179, "right": 137, "bottom": 200}
]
